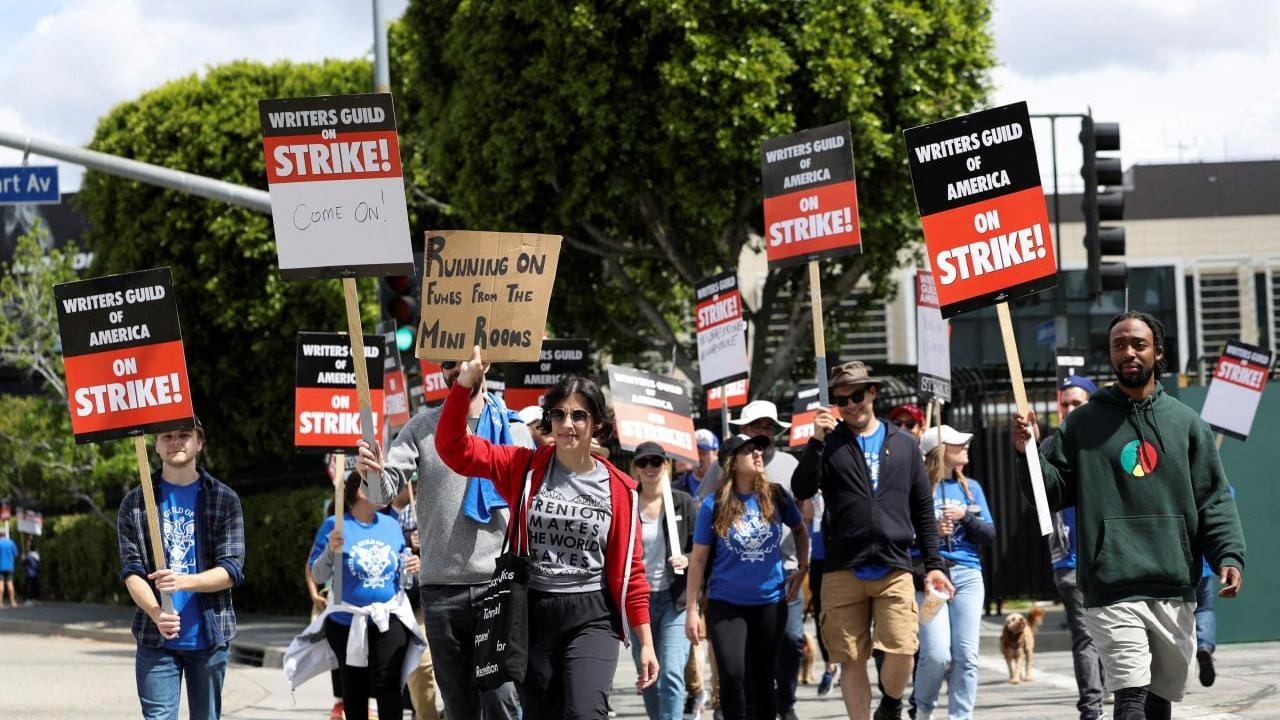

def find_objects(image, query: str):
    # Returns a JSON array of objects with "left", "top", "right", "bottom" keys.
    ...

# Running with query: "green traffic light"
[{"left": 396, "top": 325, "right": 415, "bottom": 352}]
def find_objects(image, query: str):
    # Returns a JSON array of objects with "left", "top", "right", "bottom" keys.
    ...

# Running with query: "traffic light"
[
  {"left": 1081, "top": 112, "right": 1125, "bottom": 296},
  {"left": 380, "top": 273, "right": 420, "bottom": 351}
]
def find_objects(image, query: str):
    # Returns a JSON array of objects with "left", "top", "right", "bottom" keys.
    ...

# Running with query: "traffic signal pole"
[{"left": 1031, "top": 113, "right": 1086, "bottom": 348}]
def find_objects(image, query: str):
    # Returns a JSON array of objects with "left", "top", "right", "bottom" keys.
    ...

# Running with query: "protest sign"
[
  {"left": 15, "top": 508, "right": 42, "bottom": 536},
  {"left": 295, "top": 332, "right": 385, "bottom": 453},
  {"left": 905, "top": 102, "right": 1055, "bottom": 536},
  {"left": 503, "top": 338, "right": 590, "bottom": 409},
  {"left": 760, "top": 121, "right": 861, "bottom": 268},
  {"left": 1055, "top": 348, "right": 1086, "bottom": 392},
  {"left": 376, "top": 320, "right": 412, "bottom": 431},
  {"left": 788, "top": 384, "right": 821, "bottom": 448},
  {"left": 916, "top": 268, "right": 952, "bottom": 402},
  {"left": 54, "top": 267, "right": 196, "bottom": 443},
  {"left": 904, "top": 101, "right": 1056, "bottom": 319},
  {"left": 1201, "top": 340, "right": 1273, "bottom": 441},
  {"left": 695, "top": 271, "right": 749, "bottom": 388},
  {"left": 607, "top": 365, "right": 697, "bottom": 465},
  {"left": 0, "top": 502, "right": 8, "bottom": 522},
  {"left": 416, "top": 230, "right": 562, "bottom": 362},
  {"left": 705, "top": 378, "right": 748, "bottom": 413},
  {"left": 418, "top": 360, "right": 450, "bottom": 403},
  {"left": 259, "top": 93, "right": 413, "bottom": 280}
]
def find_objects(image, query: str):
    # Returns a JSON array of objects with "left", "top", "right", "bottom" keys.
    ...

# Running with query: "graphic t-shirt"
[
  {"left": 309, "top": 512, "right": 406, "bottom": 626},
  {"left": 694, "top": 487, "right": 803, "bottom": 606},
  {"left": 159, "top": 480, "right": 208, "bottom": 650},
  {"left": 853, "top": 423, "right": 890, "bottom": 580},
  {"left": 527, "top": 459, "right": 613, "bottom": 593},
  {"left": 0, "top": 537, "right": 18, "bottom": 572},
  {"left": 640, "top": 511, "right": 670, "bottom": 592}
]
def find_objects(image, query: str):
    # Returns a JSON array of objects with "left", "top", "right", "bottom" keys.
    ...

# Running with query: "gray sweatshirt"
[{"left": 364, "top": 405, "right": 533, "bottom": 586}]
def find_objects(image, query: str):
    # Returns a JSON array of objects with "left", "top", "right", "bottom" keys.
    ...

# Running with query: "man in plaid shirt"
[{"left": 117, "top": 419, "right": 245, "bottom": 720}]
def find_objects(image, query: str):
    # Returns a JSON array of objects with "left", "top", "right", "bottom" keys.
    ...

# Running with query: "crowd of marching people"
[{"left": 114, "top": 310, "right": 1245, "bottom": 720}]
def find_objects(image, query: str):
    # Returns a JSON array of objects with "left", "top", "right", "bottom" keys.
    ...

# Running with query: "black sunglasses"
[
  {"left": 547, "top": 408, "right": 591, "bottom": 425},
  {"left": 831, "top": 388, "right": 868, "bottom": 407},
  {"left": 893, "top": 418, "right": 918, "bottom": 429},
  {"left": 440, "top": 360, "right": 458, "bottom": 370},
  {"left": 635, "top": 456, "right": 665, "bottom": 468}
]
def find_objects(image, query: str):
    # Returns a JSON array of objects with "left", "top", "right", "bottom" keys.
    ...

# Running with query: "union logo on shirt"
[
  {"left": 348, "top": 539, "right": 396, "bottom": 589},
  {"left": 1120, "top": 440, "right": 1159, "bottom": 477}
]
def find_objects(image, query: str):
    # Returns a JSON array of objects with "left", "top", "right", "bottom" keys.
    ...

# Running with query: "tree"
[
  {"left": 0, "top": 228, "right": 134, "bottom": 521},
  {"left": 77, "top": 59, "right": 381, "bottom": 476},
  {"left": 393, "top": 0, "right": 994, "bottom": 396}
]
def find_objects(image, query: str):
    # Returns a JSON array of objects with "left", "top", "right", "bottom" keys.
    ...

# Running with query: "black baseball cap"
[
  {"left": 634, "top": 441, "right": 666, "bottom": 460},
  {"left": 717, "top": 433, "right": 770, "bottom": 464}
]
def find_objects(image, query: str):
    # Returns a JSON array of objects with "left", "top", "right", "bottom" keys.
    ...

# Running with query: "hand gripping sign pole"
[{"left": 904, "top": 102, "right": 1058, "bottom": 536}]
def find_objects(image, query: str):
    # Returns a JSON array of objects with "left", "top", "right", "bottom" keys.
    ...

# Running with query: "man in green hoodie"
[{"left": 1012, "top": 311, "right": 1244, "bottom": 720}]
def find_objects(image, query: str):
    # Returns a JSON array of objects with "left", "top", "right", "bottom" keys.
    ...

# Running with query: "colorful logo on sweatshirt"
[{"left": 1120, "top": 440, "right": 1159, "bottom": 477}]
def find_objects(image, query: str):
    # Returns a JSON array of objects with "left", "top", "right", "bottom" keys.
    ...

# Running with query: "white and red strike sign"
[
  {"left": 1201, "top": 340, "right": 1273, "bottom": 441},
  {"left": 259, "top": 93, "right": 414, "bottom": 280},
  {"left": 760, "top": 121, "right": 861, "bottom": 268},
  {"left": 607, "top": 365, "right": 697, "bottom": 465},
  {"left": 788, "top": 384, "right": 821, "bottom": 448},
  {"left": 419, "top": 360, "right": 450, "bottom": 403},
  {"left": 904, "top": 102, "right": 1056, "bottom": 318},
  {"left": 695, "top": 270, "right": 749, "bottom": 390},
  {"left": 379, "top": 325, "right": 412, "bottom": 431},
  {"left": 295, "top": 332, "right": 385, "bottom": 452},
  {"left": 54, "top": 267, "right": 196, "bottom": 443},
  {"left": 706, "top": 378, "right": 749, "bottom": 413},
  {"left": 916, "top": 269, "right": 952, "bottom": 401}
]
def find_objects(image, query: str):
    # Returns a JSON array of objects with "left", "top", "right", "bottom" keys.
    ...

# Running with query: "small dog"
[
  {"left": 1001, "top": 606, "right": 1044, "bottom": 684},
  {"left": 799, "top": 632, "right": 821, "bottom": 684}
]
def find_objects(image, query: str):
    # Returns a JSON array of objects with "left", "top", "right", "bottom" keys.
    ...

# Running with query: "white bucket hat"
[
  {"left": 730, "top": 400, "right": 791, "bottom": 429},
  {"left": 920, "top": 424, "right": 973, "bottom": 456}
]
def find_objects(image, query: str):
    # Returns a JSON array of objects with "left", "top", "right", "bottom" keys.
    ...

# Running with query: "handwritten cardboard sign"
[
  {"left": 259, "top": 93, "right": 414, "bottom": 280},
  {"left": 54, "top": 267, "right": 196, "bottom": 443},
  {"left": 788, "top": 384, "right": 821, "bottom": 448},
  {"left": 295, "top": 332, "right": 385, "bottom": 453},
  {"left": 416, "top": 230, "right": 562, "bottom": 362},
  {"left": 1201, "top": 339, "right": 1273, "bottom": 441},
  {"left": 503, "top": 338, "right": 590, "bottom": 409},
  {"left": 904, "top": 102, "right": 1056, "bottom": 318},
  {"left": 760, "top": 120, "right": 861, "bottom": 268},
  {"left": 607, "top": 365, "right": 697, "bottom": 465},
  {"left": 916, "top": 268, "right": 951, "bottom": 401}
]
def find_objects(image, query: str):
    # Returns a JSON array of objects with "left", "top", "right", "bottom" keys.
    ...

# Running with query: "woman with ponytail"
[{"left": 684, "top": 434, "right": 809, "bottom": 720}]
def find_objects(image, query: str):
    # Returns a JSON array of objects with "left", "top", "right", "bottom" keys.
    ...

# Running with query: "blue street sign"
[
  {"left": 0, "top": 166, "right": 60, "bottom": 205},
  {"left": 1035, "top": 319, "right": 1055, "bottom": 348}
]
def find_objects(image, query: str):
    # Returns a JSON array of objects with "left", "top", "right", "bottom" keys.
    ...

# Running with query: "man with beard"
[
  {"left": 794, "top": 362, "right": 953, "bottom": 720},
  {"left": 358, "top": 360, "right": 531, "bottom": 719},
  {"left": 1013, "top": 312, "right": 1245, "bottom": 720},
  {"left": 117, "top": 420, "right": 245, "bottom": 720}
]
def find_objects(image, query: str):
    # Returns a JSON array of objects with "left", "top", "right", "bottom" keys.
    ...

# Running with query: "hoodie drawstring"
[{"left": 1128, "top": 396, "right": 1168, "bottom": 454}]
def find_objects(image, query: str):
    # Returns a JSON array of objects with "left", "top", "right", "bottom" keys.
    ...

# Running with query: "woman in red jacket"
[{"left": 435, "top": 345, "right": 659, "bottom": 719}]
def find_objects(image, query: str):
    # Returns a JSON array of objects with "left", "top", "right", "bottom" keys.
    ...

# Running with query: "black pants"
[
  {"left": 324, "top": 617, "right": 409, "bottom": 720},
  {"left": 707, "top": 599, "right": 786, "bottom": 720},
  {"left": 524, "top": 590, "right": 620, "bottom": 720},
  {"left": 810, "top": 559, "right": 829, "bottom": 663}
]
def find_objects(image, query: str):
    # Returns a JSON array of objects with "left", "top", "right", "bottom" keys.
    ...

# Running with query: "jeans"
[
  {"left": 1194, "top": 574, "right": 1216, "bottom": 652},
  {"left": 912, "top": 564, "right": 983, "bottom": 719},
  {"left": 135, "top": 643, "right": 229, "bottom": 720},
  {"left": 631, "top": 591, "right": 690, "bottom": 720},
  {"left": 775, "top": 581, "right": 805, "bottom": 711},
  {"left": 1055, "top": 568, "right": 1105, "bottom": 717},
  {"left": 419, "top": 584, "right": 521, "bottom": 720}
]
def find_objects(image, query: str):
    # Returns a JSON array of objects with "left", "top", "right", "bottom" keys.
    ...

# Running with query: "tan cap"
[{"left": 828, "top": 360, "right": 886, "bottom": 389}]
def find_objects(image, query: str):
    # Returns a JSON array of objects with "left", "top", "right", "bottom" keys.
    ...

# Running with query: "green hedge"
[{"left": 30, "top": 485, "right": 330, "bottom": 615}]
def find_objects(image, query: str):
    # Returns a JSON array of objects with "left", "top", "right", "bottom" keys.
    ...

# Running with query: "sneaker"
[
  {"left": 1197, "top": 645, "right": 1216, "bottom": 687},
  {"left": 818, "top": 670, "right": 834, "bottom": 696},
  {"left": 684, "top": 694, "right": 696, "bottom": 717},
  {"left": 915, "top": 710, "right": 932, "bottom": 720},
  {"left": 873, "top": 697, "right": 903, "bottom": 720},
  {"left": 691, "top": 690, "right": 709, "bottom": 720},
  {"left": 328, "top": 701, "right": 344, "bottom": 720},
  {"left": 779, "top": 711, "right": 800, "bottom": 720}
]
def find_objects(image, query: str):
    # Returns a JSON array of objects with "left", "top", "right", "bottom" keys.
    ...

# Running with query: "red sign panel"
[
  {"left": 419, "top": 360, "right": 450, "bottom": 403},
  {"left": 705, "top": 378, "right": 749, "bottom": 412},
  {"left": 788, "top": 385, "right": 822, "bottom": 448}
]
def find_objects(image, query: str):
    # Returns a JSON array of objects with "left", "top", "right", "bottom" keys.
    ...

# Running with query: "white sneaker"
[
  {"left": 692, "top": 689, "right": 709, "bottom": 720},
  {"left": 915, "top": 710, "right": 933, "bottom": 720}
]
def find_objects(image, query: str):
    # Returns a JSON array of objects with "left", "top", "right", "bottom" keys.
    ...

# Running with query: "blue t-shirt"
[
  {"left": 694, "top": 488, "right": 803, "bottom": 606},
  {"left": 159, "top": 480, "right": 208, "bottom": 650},
  {"left": 853, "top": 424, "right": 890, "bottom": 580},
  {"left": 0, "top": 537, "right": 17, "bottom": 572},
  {"left": 935, "top": 478, "right": 993, "bottom": 570},
  {"left": 310, "top": 512, "right": 406, "bottom": 626},
  {"left": 1052, "top": 506, "right": 1078, "bottom": 571}
]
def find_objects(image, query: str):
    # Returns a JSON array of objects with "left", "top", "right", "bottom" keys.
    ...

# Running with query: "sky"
[{"left": 0, "top": 0, "right": 1277, "bottom": 194}]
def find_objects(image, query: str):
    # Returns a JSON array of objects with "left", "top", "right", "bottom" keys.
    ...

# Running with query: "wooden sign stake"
[
  {"left": 342, "top": 278, "right": 377, "bottom": 451},
  {"left": 133, "top": 437, "right": 174, "bottom": 615},
  {"left": 808, "top": 261, "right": 829, "bottom": 407},
  {"left": 331, "top": 451, "right": 345, "bottom": 606},
  {"left": 996, "top": 302, "right": 1052, "bottom": 536},
  {"left": 924, "top": 398, "right": 935, "bottom": 433}
]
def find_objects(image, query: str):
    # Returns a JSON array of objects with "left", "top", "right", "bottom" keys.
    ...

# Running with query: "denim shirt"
[{"left": 117, "top": 468, "right": 245, "bottom": 648}]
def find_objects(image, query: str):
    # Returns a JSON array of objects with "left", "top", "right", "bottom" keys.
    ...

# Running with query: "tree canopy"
[{"left": 394, "top": 0, "right": 994, "bottom": 394}]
